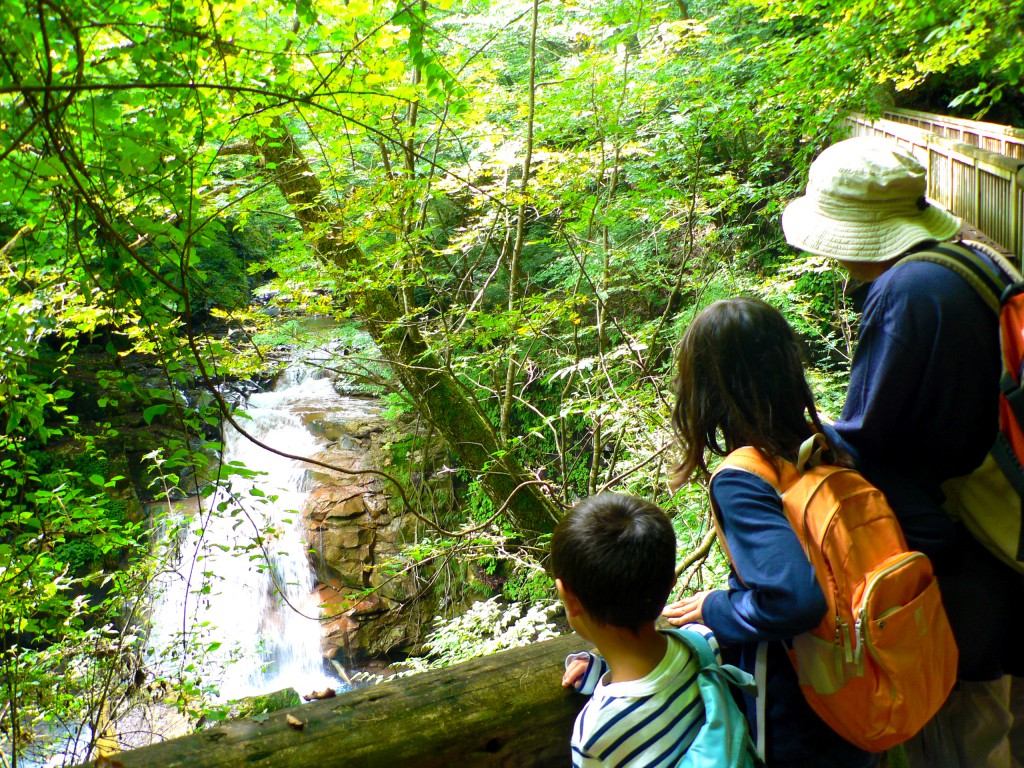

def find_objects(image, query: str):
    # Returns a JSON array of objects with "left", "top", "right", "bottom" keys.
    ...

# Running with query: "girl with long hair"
[{"left": 662, "top": 297, "right": 875, "bottom": 768}]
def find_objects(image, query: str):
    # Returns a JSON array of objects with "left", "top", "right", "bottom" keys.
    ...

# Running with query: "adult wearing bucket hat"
[
  {"left": 781, "top": 137, "right": 961, "bottom": 264},
  {"left": 783, "top": 136, "right": 1024, "bottom": 768}
]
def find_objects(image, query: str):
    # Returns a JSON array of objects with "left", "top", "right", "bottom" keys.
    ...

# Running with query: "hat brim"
[{"left": 782, "top": 196, "right": 962, "bottom": 262}]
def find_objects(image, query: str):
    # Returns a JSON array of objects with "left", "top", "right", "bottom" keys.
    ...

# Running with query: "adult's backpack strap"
[
  {"left": 963, "top": 239, "right": 1024, "bottom": 289},
  {"left": 901, "top": 240, "right": 1024, "bottom": 486},
  {"left": 989, "top": 433, "right": 1024, "bottom": 563},
  {"left": 898, "top": 242, "right": 1009, "bottom": 313},
  {"left": 958, "top": 241, "right": 1024, "bottom": 431}
]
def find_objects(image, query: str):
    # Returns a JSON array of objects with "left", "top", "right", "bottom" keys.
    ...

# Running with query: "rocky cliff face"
[{"left": 299, "top": 401, "right": 445, "bottom": 665}]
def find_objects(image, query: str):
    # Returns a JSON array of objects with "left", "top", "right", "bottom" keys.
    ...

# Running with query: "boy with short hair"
[{"left": 551, "top": 493, "right": 717, "bottom": 768}]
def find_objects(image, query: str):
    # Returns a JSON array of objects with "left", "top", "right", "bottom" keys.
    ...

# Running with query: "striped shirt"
[{"left": 566, "top": 625, "right": 716, "bottom": 767}]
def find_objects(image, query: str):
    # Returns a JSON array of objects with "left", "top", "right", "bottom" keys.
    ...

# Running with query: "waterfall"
[{"left": 147, "top": 365, "right": 347, "bottom": 701}]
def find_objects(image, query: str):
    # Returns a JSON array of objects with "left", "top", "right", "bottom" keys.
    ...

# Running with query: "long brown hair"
[{"left": 671, "top": 297, "right": 847, "bottom": 483}]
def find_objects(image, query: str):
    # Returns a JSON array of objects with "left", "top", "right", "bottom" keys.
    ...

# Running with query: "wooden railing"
[
  {"left": 72, "top": 633, "right": 586, "bottom": 768},
  {"left": 880, "top": 108, "right": 1024, "bottom": 160},
  {"left": 847, "top": 113, "right": 1024, "bottom": 263}
]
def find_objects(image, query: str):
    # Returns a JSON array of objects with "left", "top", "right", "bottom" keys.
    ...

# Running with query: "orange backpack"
[{"left": 711, "top": 434, "right": 958, "bottom": 752}]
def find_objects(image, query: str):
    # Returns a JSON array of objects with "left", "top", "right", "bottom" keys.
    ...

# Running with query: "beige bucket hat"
[{"left": 781, "top": 136, "right": 961, "bottom": 262}]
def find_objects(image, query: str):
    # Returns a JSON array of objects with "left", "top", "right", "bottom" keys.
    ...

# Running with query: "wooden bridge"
[{"left": 847, "top": 108, "right": 1024, "bottom": 263}]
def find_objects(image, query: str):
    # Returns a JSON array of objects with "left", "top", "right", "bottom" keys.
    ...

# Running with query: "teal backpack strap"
[
  {"left": 898, "top": 242, "right": 1007, "bottom": 313},
  {"left": 675, "top": 628, "right": 755, "bottom": 694},
  {"left": 668, "top": 628, "right": 763, "bottom": 768},
  {"left": 672, "top": 628, "right": 718, "bottom": 672}
]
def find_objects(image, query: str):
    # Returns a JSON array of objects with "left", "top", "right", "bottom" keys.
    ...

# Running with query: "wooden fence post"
[{"left": 1012, "top": 168, "right": 1022, "bottom": 260}]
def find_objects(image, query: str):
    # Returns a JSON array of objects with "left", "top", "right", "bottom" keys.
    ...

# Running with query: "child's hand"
[
  {"left": 662, "top": 590, "right": 714, "bottom": 626},
  {"left": 562, "top": 656, "right": 590, "bottom": 689}
]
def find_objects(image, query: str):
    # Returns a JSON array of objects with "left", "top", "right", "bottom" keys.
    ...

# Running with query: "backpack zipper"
[
  {"left": 832, "top": 614, "right": 855, "bottom": 680},
  {"left": 854, "top": 552, "right": 929, "bottom": 667}
]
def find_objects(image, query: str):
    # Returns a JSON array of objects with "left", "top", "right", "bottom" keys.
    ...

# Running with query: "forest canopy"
[{"left": 1, "top": 0, "right": 1021, "bottom": 762}]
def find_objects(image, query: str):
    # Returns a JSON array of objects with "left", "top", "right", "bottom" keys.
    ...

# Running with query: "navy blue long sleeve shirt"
[{"left": 834, "top": 250, "right": 1000, "bottom": 569}]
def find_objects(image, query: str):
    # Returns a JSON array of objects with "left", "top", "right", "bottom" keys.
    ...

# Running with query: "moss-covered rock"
[{"left": 229, "top": 688, "right": 303, "bottom": 718}]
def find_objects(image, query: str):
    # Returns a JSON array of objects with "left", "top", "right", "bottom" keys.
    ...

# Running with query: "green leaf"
[{"left": 143, "top": 404, "right": 169, "bottom": 424}]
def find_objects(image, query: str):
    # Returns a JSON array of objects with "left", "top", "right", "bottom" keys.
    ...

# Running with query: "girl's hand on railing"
[{"left": 662, "top": 590, "right": 714, "bottom": 626}]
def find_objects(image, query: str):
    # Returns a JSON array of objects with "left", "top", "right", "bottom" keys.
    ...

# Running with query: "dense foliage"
[{"left": 2, "top": 0, "right": 1021, "bottom": 762}]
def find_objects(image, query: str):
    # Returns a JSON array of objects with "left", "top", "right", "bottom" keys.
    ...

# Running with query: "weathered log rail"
[
  {"left": 847, "top": 113, "right": 1024, "bottom": 263},
  {"left": 75, "top": 633, "right": 586, "bottom": 768}
]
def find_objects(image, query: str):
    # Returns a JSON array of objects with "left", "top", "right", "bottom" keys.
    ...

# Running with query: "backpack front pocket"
[{"left": 860, "top": 556, "right": 958, "bottom": 737}]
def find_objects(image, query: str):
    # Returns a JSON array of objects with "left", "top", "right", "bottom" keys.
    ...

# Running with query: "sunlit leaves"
[{"left": 746, "top": 0, "right": 1023, "bottom": 114}]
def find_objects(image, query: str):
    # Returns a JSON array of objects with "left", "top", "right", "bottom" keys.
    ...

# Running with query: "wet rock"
[{"left": 303, "top": 418, "right": 452, "bottom": 662}]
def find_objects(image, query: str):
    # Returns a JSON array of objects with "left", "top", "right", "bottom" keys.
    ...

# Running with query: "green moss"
[
  {"left": 53, "top": 539, "right": 103, "bottom": 575},
  {"left": 502, "top": 567, "right": 555, "bottom": 604},
  {"left": 230, "top": 688, "right": 303, "bottom": 718},
  {"left": 67, "top": 452, "right": 110, "bottom": 481},
  {"left": 104, "top": 498, "right": 128, "bottom": 525}
]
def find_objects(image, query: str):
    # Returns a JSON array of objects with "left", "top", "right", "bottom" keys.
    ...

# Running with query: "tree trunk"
[
  {"left": 248, "top": 124, "right": 559, "bottom": 537},
  {"left": 76, "top": 633, "right": 587, "bottom": 768}
]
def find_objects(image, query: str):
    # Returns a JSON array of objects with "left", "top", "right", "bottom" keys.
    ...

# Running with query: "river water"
[
  {"left": 146, "top": 365, "right": 355, "bottom": 701},
  {"left": 16, "top": 366, "right": 376, "bottom": 767}
]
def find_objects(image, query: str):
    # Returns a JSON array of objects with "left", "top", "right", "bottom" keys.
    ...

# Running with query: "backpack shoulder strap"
[
  {"left": 898, "top": 242, "right": 1010, "bottom": 314},
  {"left": 712, "top": 448, "right": 799, "bottom": 493},
  {"left": 670, "top": 627, "right": 717, "bottom": 670},
  {"left": 962, "top": 239, "right": 1024, "bottom": 287},
  {"left": 665, "top": 627, "right": 757, "bottom": 693},
  {"left": 707, "top": 450, "right": 770, "bottom": 580},
  {"left": 667, "top": 628, "right": 763, "bottom": 765},
  {"left": 708, "top": 449, "right": 800, "bottom": 581}
]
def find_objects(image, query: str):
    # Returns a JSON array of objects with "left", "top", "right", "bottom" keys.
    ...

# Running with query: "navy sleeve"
[
  {"left": 701, "top": 469, "right": 827, "bottom": 646},
  {"left": 837, "top": 272, "right": 933, "bottom": 461},
  {"left": 835, "top": 260, "right": 999, "bottom": 566}
]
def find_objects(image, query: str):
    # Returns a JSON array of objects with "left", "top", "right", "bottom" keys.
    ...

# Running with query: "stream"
[
  {"left": 146, "top": 365, "right": 376, "bottom": 700},
  {"left": 21, "top": 365, "right": 386, "bottom": 767}
]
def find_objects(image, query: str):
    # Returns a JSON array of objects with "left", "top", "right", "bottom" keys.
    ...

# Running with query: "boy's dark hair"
[
  {"left": 550, "top": 493, "right": 676, "bottom": 633},
  {"left": 671, "top": 296, "right": 849, "bottom": 483}
]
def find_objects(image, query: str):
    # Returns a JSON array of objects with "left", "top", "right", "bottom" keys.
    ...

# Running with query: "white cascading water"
[{"left": 147, "top": 365, "right": 349, "bottom": 701}]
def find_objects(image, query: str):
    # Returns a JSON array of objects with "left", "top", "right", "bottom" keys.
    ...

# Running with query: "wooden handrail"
[
  {"left": 846, "top": 114, "right": 1024, "bottom": 263},
  {"left": 880, "top": 108, "right": 1024, "bottom": 160},
  {"left": 74, "top": 633, "right": 587, "bottom": 768}
]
